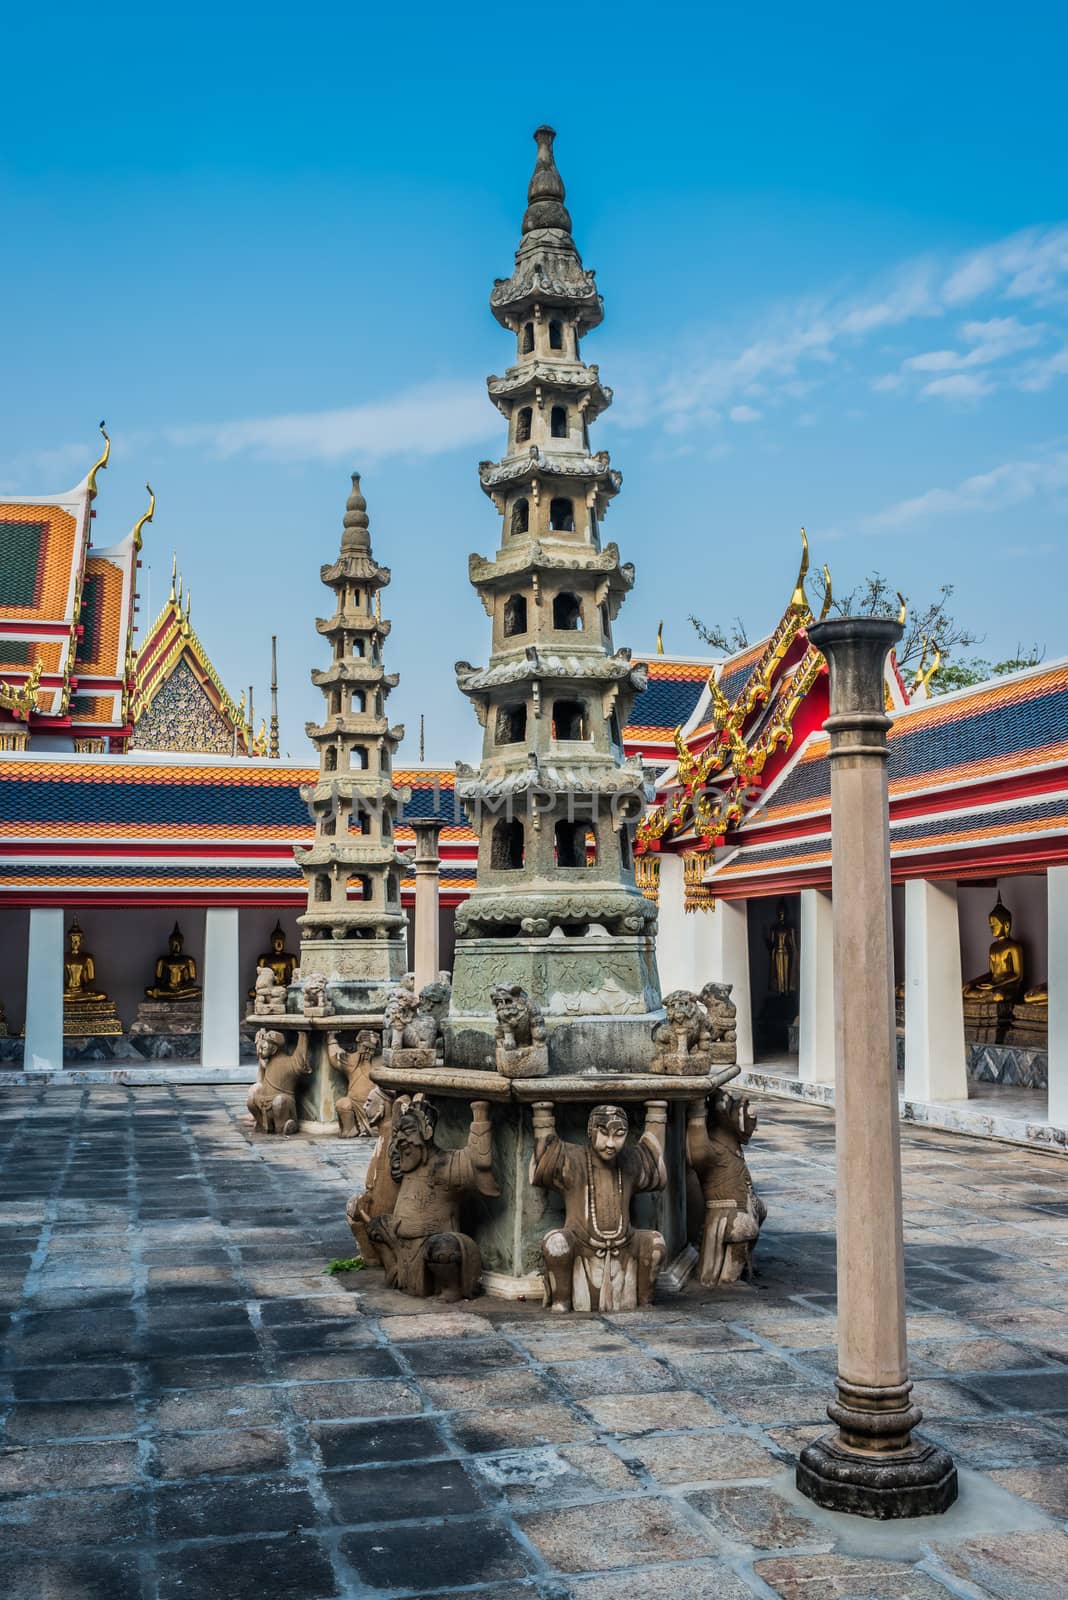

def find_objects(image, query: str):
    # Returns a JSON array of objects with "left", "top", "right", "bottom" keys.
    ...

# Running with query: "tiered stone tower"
[
  {"left": 448, "top": 125, "right": 659, "bottom": 1072},
  {"left": 295, "top": 473, "right": 409, "bottom": 1004}
]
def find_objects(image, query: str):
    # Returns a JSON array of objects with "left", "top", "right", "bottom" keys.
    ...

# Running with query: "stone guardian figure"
[
  {"left": 366, "top": 1095, "right": 499, "bottom": 1301},
  {"left": 686, "top": 1090, "right": 766, "bottom": 1286},
  {"left": 530, "top": 1101, "right": 668, "bottom": 1313}
]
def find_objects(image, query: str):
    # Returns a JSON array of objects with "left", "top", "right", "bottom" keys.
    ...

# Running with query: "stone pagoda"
[
  {"left": 295, "top": 471, "right": 409, "bottom": 1004},
  {"left": 448, "top": 124, "right": 659, "bottom": 1074}
]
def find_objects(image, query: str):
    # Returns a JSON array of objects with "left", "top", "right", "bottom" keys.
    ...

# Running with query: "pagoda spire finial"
[
  {"left": 522, "top": 124, "right": 572, "bottom": 236},
  {"left": 341, "top": 471, "right": 371, "bottom": 553}
]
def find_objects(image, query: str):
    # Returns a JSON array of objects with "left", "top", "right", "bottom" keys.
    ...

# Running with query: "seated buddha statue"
[
  {"left": 248, "top": 921, "right": 298, "bottom": 996},
  {"left": 962, "top": 895, "right": 1025, "bottom": 1002},
  {"left": 145, "top": 923, "right": 201, "bottom": 1000},
  {"left": 63, "top": 920, "right": 110, "bottom": 1004}
]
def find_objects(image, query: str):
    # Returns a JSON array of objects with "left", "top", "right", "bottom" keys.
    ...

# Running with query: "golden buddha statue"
[
  {"left": 766, "top": 900, "right": 797, "bottom": 995},
  {"left": 64, "top": 920, "right": 109, "bottom": 1003},
  {"left": 63, "top": 919, "right": 123, "bottom": 1037},
  {"left": 962, "top": 894, "right": 1025, "bottom": 1002},
  {"left": 145, "top": 923, "right": 201, "bottom": 1001},
  {"left": 248, "top": 921, "right": 297, "bottom": 996}
]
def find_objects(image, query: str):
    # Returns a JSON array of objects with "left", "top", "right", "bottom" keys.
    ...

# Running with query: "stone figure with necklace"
[{"left": 530, "top": 1101, "right": 668, "bottom": 1313}]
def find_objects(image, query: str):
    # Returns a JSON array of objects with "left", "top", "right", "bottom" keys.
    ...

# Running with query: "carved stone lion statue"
[
  {"left": 651, "top": 989, "right": 713, "bottom": 1074},
  {"left": 491, "top": 982, "right": 549, "bottom": 1078},
  {"left": 302, "top": 972, "right": 334, "bottom": 1018},
  {"left": 699, "top": 981, "right": 737, "bottom": 1045},
  {"left": 384, "top": 983, "right": 419, "bottom": 1051}
]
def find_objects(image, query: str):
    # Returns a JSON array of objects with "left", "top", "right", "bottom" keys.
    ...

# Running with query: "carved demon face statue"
[
  {"left": 417, "top": 981, "right": 450, "bottom": 1016},
  {"left": 491, "top": 984, "right": 531, "bottom": 1035},
  {"left": 388, "top": 1098, "right": 438, "bottom": 1180},
  {"left": 587, "top": 1104, "right": 628, "bottom": 1165}
]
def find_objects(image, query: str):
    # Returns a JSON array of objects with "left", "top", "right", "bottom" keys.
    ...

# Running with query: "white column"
[
  {"left": 718, "top": 899, "right": 753, "bottom": 1065},
  {"left": 690, "top": 896, "right": 722, "bottom": 991},
  {"left": 655, "top": 853, "right": 692, "bottom": 993},
  {"left": 799, "top": 888, "right": 835, "bottom": 1083},
  {"left": 413, "top": 820, "right": 443, "bottom": 992},
  {"left": 201, "top": 907, "right": 241, "bottom": 1069},
  {"left": 904, "top": 878, "right": 967, "bottom": 1102},
  {"left": 24, "top": 908, "right": 64, "bottom": 1072},
  {"left": 1048, "top": 866, "right": 1068, "bottom": 1127}
]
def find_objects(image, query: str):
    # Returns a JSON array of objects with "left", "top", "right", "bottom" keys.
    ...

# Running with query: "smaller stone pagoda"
[{"left": 295, "top": 472, "right": 410, "bottom": 1001}]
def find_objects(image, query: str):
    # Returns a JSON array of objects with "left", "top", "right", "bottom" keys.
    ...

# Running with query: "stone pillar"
[
  {"left": 799, "top": 888, "right": 834, "bottom": 1084},
  {"left": 1049, "top": 865, "right": 1068, "bottom": 1127},
  {"left": 655, "top": 852, "right": 691, "bottom": 992},
  {"left": 201, "top": 907, "right": 241, "bottom": 1070},
  {"left": 798, "top": 618, "right": 956, "bottom": 1519},
  {"left": 717, "top": 899, "right": 753, "bottom": 1066},
  {"left": 24, "top": 907, "right": 64, "bottom": 1072},
  {"left": 904, "top": 878, "right": 968, "bottom": 1103},
  {"left": 412, "top": 819, "right": 444, "bottom": 993}
]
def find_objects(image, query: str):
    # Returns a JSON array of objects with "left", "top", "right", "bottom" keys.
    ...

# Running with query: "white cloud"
[
  {"left": 729, "top": 404, "right": 762, "bottom": 423},
  {"left": 920, "top": 373, "right": 994, "bottom": 400},
  {"left": 0, "top": 440, "right": 96, "bottom": 493},
  {"left": 871, "top": 372, "right": 905, "bottom": 392},
  {"left": 943, "top": 225, "right": 1068, "bottom": 306},
  {"left": 166, "top": 380, "right": 492, "bottom": 463},
  {"left": 861, "top": 448, "right": 1068, "bottom": 531}
]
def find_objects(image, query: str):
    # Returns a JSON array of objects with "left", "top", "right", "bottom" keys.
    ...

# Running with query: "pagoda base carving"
[
  {"left": 130, "top": 999, "right": 202, "bottom": 1038},
  {"left": 448, "top": 932, "right": 661, "bottom": 1075},
  {"left": 296, "top": 936, "right": 408, "bottom": 1002}
]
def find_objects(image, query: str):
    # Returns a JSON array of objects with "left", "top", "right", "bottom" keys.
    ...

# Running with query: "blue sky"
[{"left": 3, "top": 1, "right": 1066, "bottom": 762}]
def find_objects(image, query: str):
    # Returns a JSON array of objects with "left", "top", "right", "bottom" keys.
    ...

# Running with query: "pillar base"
[{"left": 796, "top": 1431, "right": 958, "bottom": 1519}]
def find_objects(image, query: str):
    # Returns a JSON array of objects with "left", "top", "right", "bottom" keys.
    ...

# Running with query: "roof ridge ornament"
[
  {"left": 522, "top": 125, "right": 573, "bottom": 236},
  {"left": 132, "top": 483, "right": 155, "bottom": 553},
  {"left": 789, "top": 527, "right": 810, "bottom": 614},
  {"left": 342, "top": 470, "right": 371, "bottom": 553},
  {"left": 87, "top": 420, "right": 110, "bottom": 501}
]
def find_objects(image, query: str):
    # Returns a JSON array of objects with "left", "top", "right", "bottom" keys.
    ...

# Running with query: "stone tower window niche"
[
  {"left": 491, "top": 817, "right": 525, "bottom": 869},
  {"left": 552, "top": 592, "right": 583, "bottom": 630},
  {"left": 495, "top": 703, "right": 528, "bottom": 744},
  {"left": 503, "top": 594, "right": 528, "bottom": 636},
  {"left": 549, "top": 319, "right": 564, "bottom": 350},
  {"left": 549, "top": 497, "right": 574, "bottom": 532},
  {"left": 551, "top": 405, "right": 567, "bottom": 438},
  {"left": 516, "top": 407, "right": 533, "bottom": 444},
  {"left": 522, "top": 321, "right": 535, "bottom": 353},
  {"left": 551, "top": 698, "right": 588, "bottom": 740},
  {"left": 511, "top": 498, "right": 529, "bottom": 535}
]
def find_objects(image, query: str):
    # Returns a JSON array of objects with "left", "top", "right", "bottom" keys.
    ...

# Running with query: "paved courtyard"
[{"left": 3, "top": 1086, "right": 1068, "bottom": 1598}]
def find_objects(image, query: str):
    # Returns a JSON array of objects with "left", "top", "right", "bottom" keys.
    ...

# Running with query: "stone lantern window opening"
[
  {"left": 550, "top": 405, "right": 568, "bottom": 439},
  {"left": 350, "top": 745, "right": 370, "bottom": 771},
  {"left": 618, "top": 827, "right": 632, "bottom": 869},
  {"left": 600, "top": 603, "right": 610, "bottom": 636},
  {"left": 324, "top": 746, "right": 338, "bottom": 772},
  {"left": 503, "top": 594, "right": 528, "bottom": 637},
  {"left": 315, "top": 874, "right": 330, "bottom": 903},
  {"left": 330, "top": 689, "right": 341, "bottom": 715},
  {"left": 387, "top": 870, "right": 399, "bottom": 902},
  {"left": 552, "top": 592, "right": 583, "bottom": 631},
  {"left": 549, "top": 497, "right": 575, "bottom": 533},
  {"left": 495, "top": 702, "right": 528, "bottom": 745},
  {"left": 609, "top": 708, "right": 623, "bottom": 749},
  {"left": 551, "top": 698, "right": 588, "bottom": 741},
  {"left": 548, "top": 319, "right": 564, "bottom": 350},
  {"left": 350, "top": 874, "right": 373, "bottom": 902},
  {"left": 521, "top": 321, "right": 535, "bottom": 353},
  {"left": 516, "top": 407, "right": 533, "bottom": 444},
  {"left": 491, "top": 817, "right": 525, "bottom": 870},
  {"left": 511, "top": 497, "right": 530, "bottom": 535}
]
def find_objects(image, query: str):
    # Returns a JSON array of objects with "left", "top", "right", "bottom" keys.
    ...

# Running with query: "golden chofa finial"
[
  {"left": 910, "top": 637, "right": 930, "bottom": 693},
  {"left": 132, "top": 484, "right": 155, "bottom": 553},
  {"left": 922, "top": 645, "right": 942, "bottom": 693},
  {"left": 818, "top": 564, "right": 833, "bottom": 621},
  {"left": 656, "top": 620, "right": 664, "bottom": 655},
  {"left": 897, "top": 592, "right": 908, "bottom": 626},
  {"left": 87, "top": 420, "right": 110, "bottom": 500},
  {"left": 789, "top": 528, "right": 810, "bottom": 613},
  {"left": 169, "top": 552, "right": 177, "bottom": 604}
]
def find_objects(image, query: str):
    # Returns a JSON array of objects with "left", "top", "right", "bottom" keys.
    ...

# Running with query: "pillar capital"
[
  {"left": 412, "top": 817, "right": 443, "bottom": 868},
  {"left": 808, "top": 617, "right": 902, "bottom": 758}
]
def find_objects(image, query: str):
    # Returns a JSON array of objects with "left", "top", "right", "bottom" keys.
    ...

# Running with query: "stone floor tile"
[
  {"left": 449, "top": 1402, "right": 593, "bottom": 1453},
  {"left": 935, "top": 1527, "right": 1068, "bottom": 1600},
  {"left": 283, "top": 1377, "right": 423, "bottom": 1420},
  {"left": 378, "top": 1310, "right": 498, "bottom": 1340},
  {"left": 545, "top": 1355, "right": 677, "bottom": 1399},
  {"left": 469, "top": 1444, "right": 634, "bottom": 1509},
  {"left": 972, "top": 1370, "right": 1068, "bottom": 1412},
  {"left": 687, "top": 1483, "right": 830, "bottom": 1551},
  {"left": 754, "top": 1553, "right": 957, "bottom": 1598},
  {"left": 519, "top": 1495, "right": 717, "bottom": 1572},
  {"left": 921, "top": 1415, "right": 1068, "bottom": 1468},
  {"left": 2, "top": 1398, "right": 138, "bottom": 1444},
  {"left": 988, "top": 1462, "right": 1068, "bottom": 1517},
  {"left": 151, "top": 1424, "right": 290, "bottom": 1479},
  {"left": 629, "top": 1429, "right": 783, "bottom": 1485},
  {"left": 323, "top": 1457, "right": 484, "bottom": 1524},
  {"left": 340, "top": 1515, "right": 530, "bottom": 1589},
  {"left": 567, "top": 1560, "right": 761, "bottom": 1600},
  {"left": 579, "top": 1389, "right": 732, "bottom": 1434},
  {"left": 154, "top": 1473, "right": 317, "bottom": 1539},
  {"left": 5, "top": 1548, "right": 145, "bottom": 1600},
  {"left": 0, "top": 1486, "right": 147, "bottom": 1549},
  {"left": 148, "top": 1383, "right": 284, "bottom": 1432},
  {"left": 269, "top": 1346, "right": 402, "bottom": 1382},
  {"left": 156, "top": 1532, "right": 339, "bottom": 1600},
  {"left": 311, "top": 1414, "right": 450, "bottom": 1467},
  {"left": 718, "top": 1383, "right": 831, "bottom": 1425},
  {"left": 421, "top": 1368, "right": 554, "bottom": 1411},
  {"left": 910, "top": 1336, "right": 1052, "bottom": 1372},
  {"left": 0, "top": 1436, "right": 141, "bottom": 1494}
]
